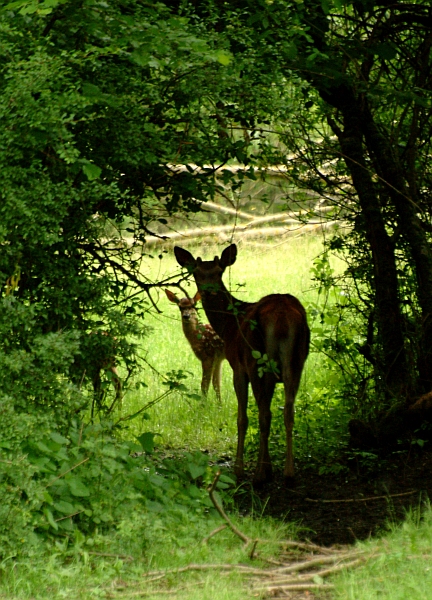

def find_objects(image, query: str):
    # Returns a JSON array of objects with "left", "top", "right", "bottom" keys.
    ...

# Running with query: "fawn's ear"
[
  {"left": 193, "top": 291, "right": 201, "bottom": 304},
  {"left": 174, "top": 246, "right": 196, "bottom": 268},
  {"left": 219, "top": 244, "right": 237, "bottom": 268},
  {"left": 165, "top": 289, "right": 179, "bottom": 304}
]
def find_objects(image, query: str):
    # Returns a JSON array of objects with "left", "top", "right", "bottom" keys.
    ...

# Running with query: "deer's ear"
[
  {"left": 174, "top": 246, "right": 196, "bottom": 268},
  {"left": 193, "top": 291, "right": 201, "bottom": 304},
  {"left": 165, "top": 289, "right": 179, "bottom": 304},
  {"left": 220, "top": 244, "right": 237, "bottom": 268}
]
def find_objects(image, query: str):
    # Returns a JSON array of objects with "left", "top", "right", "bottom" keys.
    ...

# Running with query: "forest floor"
[{"left": 235, "top": 447, "right": 432, "bottom": 547}]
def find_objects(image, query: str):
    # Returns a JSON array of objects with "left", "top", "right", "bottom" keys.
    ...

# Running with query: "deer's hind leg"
[
  {"left": 282, "top": 364, "right": 302, "bottom": 482},
  {"left": 250, "top": 373, "right": 276, "bottom": 485},
  {"left": 233, "top": 370, "right": 249, "bottom": 478}
]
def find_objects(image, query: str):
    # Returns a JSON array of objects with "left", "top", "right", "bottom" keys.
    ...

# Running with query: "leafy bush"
[{"left": 0, "top": 405, "right": 232, "bottom": 558}]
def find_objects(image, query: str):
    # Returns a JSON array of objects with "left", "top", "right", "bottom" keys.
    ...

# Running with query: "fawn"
[{"left": 165, "top": 289, "right": 225, "bottom": 403}]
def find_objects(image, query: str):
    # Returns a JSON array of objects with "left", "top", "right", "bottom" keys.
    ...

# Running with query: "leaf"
[
  {"left": 251, "top": 350, "right": 261, "bottom": 359},
  {"left": 146, "top": 501, "right": 164, "bottom": 513},
  {"left": 218, "top": 473, "right": 236, "bottom": 485},
  {"left": 81, "top": 83, "right": 102, "bottom": 97},
  {"left": 216, "top": 51, "right": 231, "bottom": 66},
  {"left": 137, "top": 432, "right": 157, "bottom": 453},
  {"left": 43, "top": 507, "right": 58, "bottom": 530},
  {"left": 67, "top": 476, "right": 90, "bottom": 497},
  {"left": 54, "top": 500, "right": 76, "bottom": 514},
  {"left": 131, "top": 49, "right": 151, "bottom": 67},
  {"left": 50, "top": 432, "right": 69, "bottom": 445},
  {"left": 188, "top": 463, "right": 206, "bottom": 479},
  {"left": 186, "top": 484, "right": 202, "bottom": 498},
  {"left": 284, "top": 43, "right": 298, "bottom": 60},
  {"left": 82, "top": 163, "right": 102, "bottom": 181}
]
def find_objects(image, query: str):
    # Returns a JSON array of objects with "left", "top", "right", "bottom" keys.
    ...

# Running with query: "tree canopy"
[{"left": 2, "top": 0, "right": 432, "bottom": 414}]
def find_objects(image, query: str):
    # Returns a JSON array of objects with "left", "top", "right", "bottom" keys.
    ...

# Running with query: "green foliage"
[{"left": 0, "top": 410, "right": 233, "bottom": 558}]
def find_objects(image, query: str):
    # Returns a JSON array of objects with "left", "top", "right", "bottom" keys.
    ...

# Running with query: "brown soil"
[{"left": 235, "top": 447, "right": 432, "bottom": 546}]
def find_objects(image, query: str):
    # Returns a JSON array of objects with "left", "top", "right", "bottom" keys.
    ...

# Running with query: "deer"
[
  {"left": 165, "top": 289, "right": 225, "bottom": 403},
  {"left": 174, "top": 244, "right": 310, "bottom": 485}
]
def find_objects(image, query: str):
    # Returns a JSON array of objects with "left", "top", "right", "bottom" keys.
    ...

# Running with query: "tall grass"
[{"left": 123, "top": 234, "right": 346, "bottom": 469}]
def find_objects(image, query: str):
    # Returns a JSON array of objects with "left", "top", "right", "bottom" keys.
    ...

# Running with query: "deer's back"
[{"left": 224, "top": 294, "right": 309, "bottom": 370}]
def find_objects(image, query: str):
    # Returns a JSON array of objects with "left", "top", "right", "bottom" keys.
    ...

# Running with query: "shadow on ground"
[{"left": 234, "top": 448, "right": 432, "bottom": 546}]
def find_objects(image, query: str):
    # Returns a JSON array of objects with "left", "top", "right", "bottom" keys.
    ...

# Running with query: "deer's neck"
[
  {"left": 199, "top": 285, "right": 249, "bottom": 341},
  {"left": 182, "top": 319, "right": 200, "bottom": 340}
]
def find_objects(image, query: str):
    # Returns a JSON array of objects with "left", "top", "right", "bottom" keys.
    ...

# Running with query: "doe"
[
  {"left": 174, "top": 244, "right": 309, "bottom": 485},
  {"left": 165, "top": 289, "right": 225, "bottom": 403}
]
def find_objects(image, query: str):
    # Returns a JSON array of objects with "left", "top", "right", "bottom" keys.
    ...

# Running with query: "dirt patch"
[{"left": 235, "top": 448, "right": 432, "bottom": 546}]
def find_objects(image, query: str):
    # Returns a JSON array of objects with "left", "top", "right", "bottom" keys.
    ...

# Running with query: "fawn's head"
[
  {"left": 165, "top": 289, "right": 201, "bottom": 323},
  {"left": 174, "top": 244, "right": 237, "bottom": 294}
]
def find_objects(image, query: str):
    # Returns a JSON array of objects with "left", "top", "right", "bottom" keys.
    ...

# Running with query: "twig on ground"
[
  {"left": 107, "top": 589, "right": 179, "bottom": 597},
  {"left": 259, "top": 557, "right": 364, "bottom": 586},
  {"left": 207, "top": 472, "right": 334, "bottom": 555},
  {"left": 87, "top": 551, "right": 134, "bottom": 561},
  {"left": 201, "top": 524, "right": 227, "bottom": 545},
  {"left": 143, "top": 564, "right": 272, "bottom": 578},
  {"left": 272, "top": 551, "right": 364, "bottom": 574},
  {"left": 264, "top": 583, "right": 335, "bottom": 592},
  {"left": 280, "top": 540, "right": 335, "bottom": 554},
  {"left": 249, "top": 539, "right": 258, "bottom": 560},
  {"left": 208, "top": 471, "right": 251, "bottom": 545},
  {"left": 305, "top": 490, "right": 417, "bottom": 503}
]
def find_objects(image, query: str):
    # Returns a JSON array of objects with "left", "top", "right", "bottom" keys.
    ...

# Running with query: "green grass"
[{"left": 334, "top": 503, "right": 432, "bottom": 600}]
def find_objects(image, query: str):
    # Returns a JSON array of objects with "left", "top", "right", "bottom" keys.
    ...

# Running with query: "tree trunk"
[
  {"left": 362, "top": 104, "right": 432, "bottom": 392},
  {"left": 326, "top": 90, "right": 410, "bottom": 398}
]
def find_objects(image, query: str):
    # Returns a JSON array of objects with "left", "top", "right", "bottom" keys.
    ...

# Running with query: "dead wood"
[
  {"left": 208, "top": 471, "right": 252, "bottom": 545},
  {"left": 305, "top": 490, "right": 417, "bottom": 503},
  {"left": 201, "top": 524, "right": 228, "bottom": 544},
  {"left": 142, "top": 220, "right": 339, "bottom": 246}
]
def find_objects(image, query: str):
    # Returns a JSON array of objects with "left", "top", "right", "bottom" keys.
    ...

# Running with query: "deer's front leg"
[
  {"left": 200, "top": 357, "right": 213, "bottom": 398},
  {"left": 212, "top": 355, "right": 224, "bottom": 404},
  {"left": 233, "top": 370, "right": 249, "bottom": 477}
]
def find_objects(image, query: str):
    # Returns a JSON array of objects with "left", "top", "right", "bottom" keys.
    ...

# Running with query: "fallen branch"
[
  {"left": 208, "top": 471, "right": 251, "bottom": 545},
  {"left": 87, "top": 551, "right": 134, "bottom": 562},
  {"left": 271, "top": 551, "right": 364, "bottom": 575},
  {"left": 201, "top": 524, "right": 228, "bottom": 544},
  {"left": 263, "top": 583, "right": 335, "bottom": 593},
  {"left": 305, "top": 490, "right": 418, "bottom": 503},
  {"left": 207, "top": 472, "right": 335, "bottom": 555},
  {"left": 260, "top": 557, "right": 364, "bottom": 586},
  {"left": 143, "top": 563, "right": 272, "bottom": 578}
]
